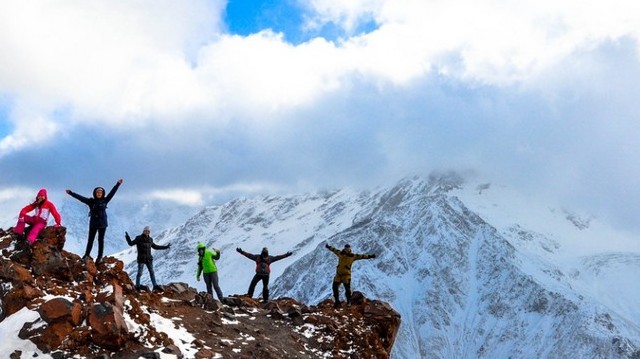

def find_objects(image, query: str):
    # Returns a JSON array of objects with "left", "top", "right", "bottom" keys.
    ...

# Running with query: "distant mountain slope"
[{"left": 114, "top": 174, "right": 640, "bottom": 358}]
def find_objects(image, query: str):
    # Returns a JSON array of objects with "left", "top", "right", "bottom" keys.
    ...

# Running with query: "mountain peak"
[{"left": 0, "top": 227, "right": 401, "bottom": 357}]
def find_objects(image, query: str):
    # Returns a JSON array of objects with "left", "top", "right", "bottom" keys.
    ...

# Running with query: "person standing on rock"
[
  {"left": 66, "top": 179, "right": 123, "bottom": 264},
  {"left": 13, "top": 188, "right": 62, "bottom": 246},
  {"left": 196, "top": 243, "right": 224, "bottom": 301},
  {"left": 125, "top": 226, "right": 170, "bottom": 292},
  {"left": 236, "top": 247, "right": 292, "bottom": 302},
  {"left": 325, "top": 243, "right": 376, "bottom": 308}
]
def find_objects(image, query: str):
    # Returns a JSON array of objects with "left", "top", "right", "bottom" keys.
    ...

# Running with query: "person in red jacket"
[{"left": 13, "top": 188, "right": 62, "bottom": 245}]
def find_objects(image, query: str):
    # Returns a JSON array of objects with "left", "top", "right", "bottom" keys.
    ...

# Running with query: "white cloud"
[{"left": 0, "top": 0, "right": 639, "bottom": 234}]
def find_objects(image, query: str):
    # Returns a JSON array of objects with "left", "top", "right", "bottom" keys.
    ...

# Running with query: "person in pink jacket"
[{"left": 13, "top": 188, "right": 62, "bottom": 245}]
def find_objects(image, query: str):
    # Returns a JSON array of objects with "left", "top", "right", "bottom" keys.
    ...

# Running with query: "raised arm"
[
  {"left": 125, "top": 232, "right": 135, "bottom": 246},
  {"left": 104, "top": 179, "right": 123, "bottom": 203},
  {"left": 325, "top": 244, "right": 341, "bottom": 256},
  {"left": 236, "top": 248, "right": 258, "bottom": 261}
]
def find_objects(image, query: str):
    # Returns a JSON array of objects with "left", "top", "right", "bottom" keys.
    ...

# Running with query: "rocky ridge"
[{"left": 0, "top": 227, "right": 401, "bottom": 358}]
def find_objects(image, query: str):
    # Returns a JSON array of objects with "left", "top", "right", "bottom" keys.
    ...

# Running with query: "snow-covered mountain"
[{"left": 114, "top": 174, "right": 640, "bottom": 358}]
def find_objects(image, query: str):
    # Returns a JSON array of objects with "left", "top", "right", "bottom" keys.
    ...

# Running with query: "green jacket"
[{"left": 197, "top": 248, "right": 221, "bottom": 276}]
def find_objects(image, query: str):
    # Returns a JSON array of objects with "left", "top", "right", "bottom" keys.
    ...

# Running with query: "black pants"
[
  {"left": 248, "top": 274, "right": 270, "bottom": 301},
  {"left": 333, "top": 280, "right": 352, "bottom": 304},
  {"left": 84, "top": 227, "right": 106, "bottom": 259},
  {"left": 203, "top": 272, "right": 224, "bottom": 301}
]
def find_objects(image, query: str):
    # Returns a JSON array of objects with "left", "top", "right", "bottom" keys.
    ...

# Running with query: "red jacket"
[{"left": 19, "top": 188, "right": 61, "bottom": 225}]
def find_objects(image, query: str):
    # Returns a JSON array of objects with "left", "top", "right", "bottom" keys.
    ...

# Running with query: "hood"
[
  {"left": 36, "top": 188, "right": 47, "bottom": 200},
  {"left": 93, "top": 187, "right": 105, "bottom": 198}
]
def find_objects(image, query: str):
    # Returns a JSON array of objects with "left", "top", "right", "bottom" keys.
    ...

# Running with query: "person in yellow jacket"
[
  {"left": 196, "top": 243, "right": 224, "bottom": 301},
  {"left": 325, "top": 243, "right": 376, "bottom": 308}
]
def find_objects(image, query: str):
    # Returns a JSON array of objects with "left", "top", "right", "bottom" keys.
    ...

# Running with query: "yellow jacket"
[{"left": 326, "top": 245, "right": 375, "bottom": 277}]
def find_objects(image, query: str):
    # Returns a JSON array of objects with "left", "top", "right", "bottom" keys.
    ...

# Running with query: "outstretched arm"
[
  {"left": 325, "top": 244, "right": 340, "bottom": 256},
  {"left": 104, "top": 179, "right": 123, "bottom": 202},
  {"left": 355, "top": 253, "right": 376, "bottom": 260},
  {"left": 151, "top": 241, "right": 171, "bottom": 250},
  {"left": 270, "top": 251, "right": 293, "bottom": 263},
  {"left": 236, "top": 248, "right": 257, "bottom": 261},
  {"left": 65, "top": 190, "right": 91, "bottom": 205}
]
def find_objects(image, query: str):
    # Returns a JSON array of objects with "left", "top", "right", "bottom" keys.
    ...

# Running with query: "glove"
[
  {"left": 286, "top": 251, "right": 293, "bottom": 256},
  {"left": 65, "top": 189, "right": 72, "bottom": 194},
  {"left": 196, "top": 276, "right": 201, "bottom": 282},
  {"left": 125, "top": 232, "right": 131, "bottom": 240},
  {"left": 370, "top": 254, "right": 377, "bottom": 259},
  {"left": 236, "top": 248, "right": 242, "bottom": 253},
  {"left": 167, "top": 243, "right": 172, "bottom": 248},
  {"left": 325, "top": 244, "right": 330, "bottom": 249}
]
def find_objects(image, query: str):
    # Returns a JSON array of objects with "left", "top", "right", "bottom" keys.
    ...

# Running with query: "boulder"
[
  {"left": 2, "top": 284, "right": 44, "bottom": 317},
  {"left": 39, "top": 297, "right": 83, "bottom": 326},
  {"left": 0, "top": 258, "right": 34, "bottom": 283},
  {"left": 87, "top": 302, "right": 128, "bottom": 350}
]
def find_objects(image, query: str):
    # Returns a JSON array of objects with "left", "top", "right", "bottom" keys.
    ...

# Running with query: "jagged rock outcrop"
[{"left": 0, "top": 227, "right": 401, "bottom": 358}]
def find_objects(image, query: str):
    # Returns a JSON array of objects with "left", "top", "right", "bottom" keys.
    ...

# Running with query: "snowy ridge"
[{"left": 114, "top": 175, "right": 640, "bottom": 358}]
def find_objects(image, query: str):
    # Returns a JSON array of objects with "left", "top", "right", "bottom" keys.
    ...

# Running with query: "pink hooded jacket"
[{"left": 19, "top": 188, "right": 62, "bottom": 225}]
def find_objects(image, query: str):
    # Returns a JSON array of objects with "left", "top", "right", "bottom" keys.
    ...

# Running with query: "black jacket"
[
  {"left": 68, "top": 181, "right": 121, "bottom": 229},
  {"left": 126, "top": 233, "right": 169, "bottom": 264}
]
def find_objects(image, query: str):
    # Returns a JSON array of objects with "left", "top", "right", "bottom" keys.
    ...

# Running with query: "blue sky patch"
[
  {"left": 224, "top": 0, "right": 379, "bottom": 44},
  {"left": 0, "top": 97, "right": 12, "bottom": 138}
]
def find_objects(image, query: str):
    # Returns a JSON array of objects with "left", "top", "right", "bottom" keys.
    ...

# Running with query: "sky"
[{"left": 0, "top": 0, "right": 639, "bottom": 234}]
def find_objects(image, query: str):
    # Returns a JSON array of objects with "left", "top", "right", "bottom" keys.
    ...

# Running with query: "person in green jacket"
[
  {"left": 196, "top": 243, "right": 224, "bottom": 301},
  {"left": 326, "top": 243, "right": 376, "bottom": 308}
]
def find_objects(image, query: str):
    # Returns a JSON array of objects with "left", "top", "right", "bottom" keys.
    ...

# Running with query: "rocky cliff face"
[{"left": 0, "top": 227, "right": 401, "bottom": 358}]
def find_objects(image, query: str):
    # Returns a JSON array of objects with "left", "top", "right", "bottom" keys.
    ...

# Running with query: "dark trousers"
[
  {"left": 333, "top": 280, "right": 352, "bottom": 304},
  {"left": 136, "top": 261, "right": 158, "bottom": 287},
  {"left": 84, "top": 227, "right": 106, "bottom": 259},
  {"left": 203, "top": 272, "right": 224, "bottom": 301},
  {"left": 248, "top": 274, "right": 270, "bottom": 301}
]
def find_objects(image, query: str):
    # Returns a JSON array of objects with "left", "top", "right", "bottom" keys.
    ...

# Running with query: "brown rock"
[
  {"left": 39, "top": 226, "right": 67, "bottom": 250},
  {"left": 95, "top": 281, "right": 125, "bottom": 310},
  {"left": 2, "top": 284, "right": 45, "bottom": 317},
  {"left": 30, "top": 241, "right": 72, "bottom": 280},
  {"left": 41, "top": 321, "right": 74, "bottom": 349},
  {"left": 0, "top": 258, "right": 34, "bottom": 283},
  {"left": 88, "top": 302, "right": 129, "bottom": 350},
  {"left": 39, "top": 297, "right": 83, "bottom": 326}
]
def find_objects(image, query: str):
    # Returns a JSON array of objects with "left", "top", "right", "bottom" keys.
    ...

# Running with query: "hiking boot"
[
  {"left": 95, "top": 257, "right": 102, "bottom": 265},
  {"left": 153, "top": 285, "right": 163, "bottom": 292},
  {"left": 333, "top": 301, "right": 341, "bottom": 309}
]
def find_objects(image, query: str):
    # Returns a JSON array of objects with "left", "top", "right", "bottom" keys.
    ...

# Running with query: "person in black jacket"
[
  {"left": 125, "top": 226, "right": 170, "bottom": 291},
  {"left": 66, "top": 179, "right": 123, "bottom": 264},
  {"left": 236, "top": 247, "right": 292, "bottom": 302}
]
